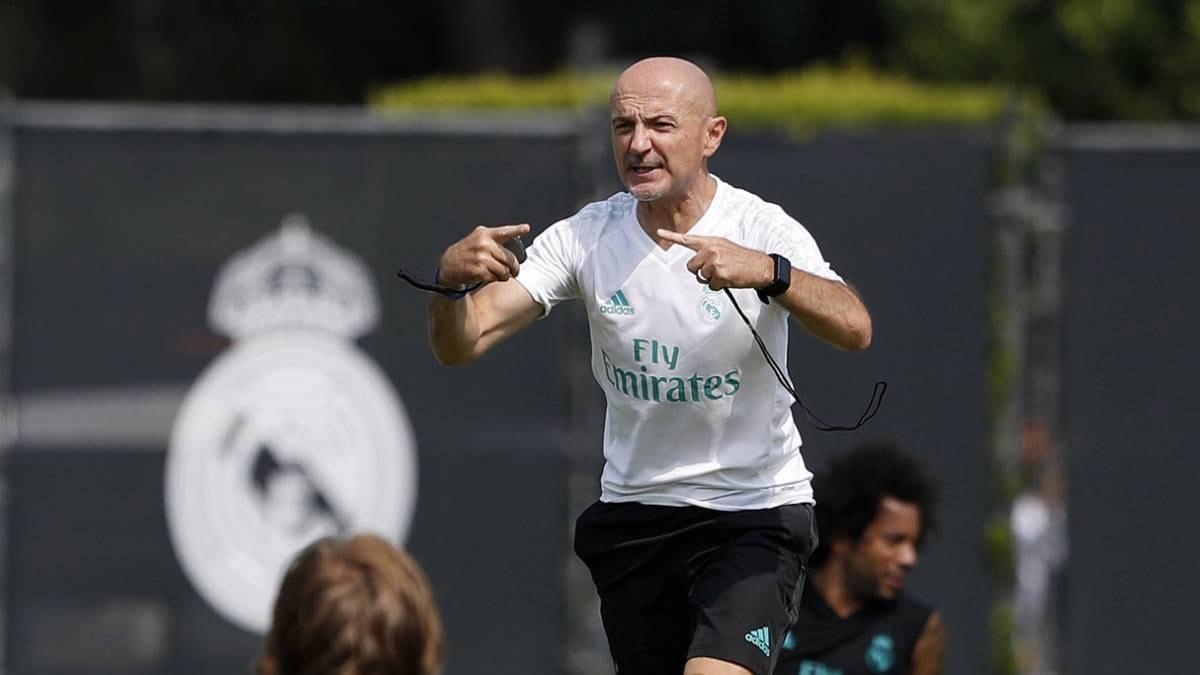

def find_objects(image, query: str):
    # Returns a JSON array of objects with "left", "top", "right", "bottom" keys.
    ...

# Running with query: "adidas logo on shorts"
[{"left": 745, "top": 626, "right": 771, "bottom": 656}]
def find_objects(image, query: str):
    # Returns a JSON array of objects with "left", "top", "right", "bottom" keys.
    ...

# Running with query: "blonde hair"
[{"left": 258, "top": 534, "right": 444, "bottom": 675}]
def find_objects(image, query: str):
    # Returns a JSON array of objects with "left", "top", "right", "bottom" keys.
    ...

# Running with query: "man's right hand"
[
  {"left": 438, "top": 224, "right": 531, "bottom": 288},
  {"left": 428, "top": 223, "right": 543, "bottom": 366}
]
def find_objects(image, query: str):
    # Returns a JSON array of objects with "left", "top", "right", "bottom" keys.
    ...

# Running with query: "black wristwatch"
[{"left": 756, "top": 253, "right": 792, "bottom": 304}]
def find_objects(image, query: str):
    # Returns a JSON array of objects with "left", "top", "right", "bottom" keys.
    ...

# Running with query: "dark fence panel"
[
  {"left": 5, "top": 109, "right": 583, "bottom": 675},
  {"left": 1059, "top": 132, "right": 1200, "bottom": 675},
  {"left": 715, "top": 130, "right": 993, "bottom": 675}
]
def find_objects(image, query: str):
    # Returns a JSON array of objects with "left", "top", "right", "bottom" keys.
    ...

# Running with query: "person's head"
[
  {"left": 812, "top": 440, "right": 939, "bottom": 602},
  {"left": 610, "top": 56, "right": 727, "bottom": 203},
  {"left": 258, "top": 533, "right": 444, "bottom": 675}
]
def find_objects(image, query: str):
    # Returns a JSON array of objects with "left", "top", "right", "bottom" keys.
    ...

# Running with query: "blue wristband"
[{"left": 434, "top": 267, "right": 468, "bottom": 300}]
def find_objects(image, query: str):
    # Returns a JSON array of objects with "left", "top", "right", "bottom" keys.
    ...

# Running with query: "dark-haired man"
[{"left": 775, "top": 441, "right": 946, "bottom": 675}]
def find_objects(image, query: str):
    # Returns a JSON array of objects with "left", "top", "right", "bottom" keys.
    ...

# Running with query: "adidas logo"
[
  {"left": 745, "top": 626, "right": 771, "bottom": 657},
  {"left": 600, "top": 289, "right": 636, "bottom": 316}
]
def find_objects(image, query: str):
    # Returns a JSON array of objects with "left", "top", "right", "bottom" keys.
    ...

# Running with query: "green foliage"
[
  {"left": 885, "top": 0, "right": 1200, "bottom": 120},
  {"left": 715, "top": 65, "right": 1017, "bottom": 131},
  {"left": 885, "top": 0, "right": 1026, "bottom": 80},
  {"left": 985, "top": 298, "right": 1019, "bottom": 422},
  {"left": 985, "top": 513, "right": 1016, "bottom": 583},
  {"left": 990, "top": 600, "right": 1019, "bottom": 675},
  {"left": 370, "top": 65, "right": 1022, "bottom": 132},
  {"left": 371, "top": 71, "right": 614, "bottom": 111}
]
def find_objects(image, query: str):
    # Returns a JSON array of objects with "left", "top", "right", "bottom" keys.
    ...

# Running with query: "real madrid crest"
[
  {"left": 165, "top": 214, "right": 417, "bottom": 633},
  {"left": 865, "top": 633, "right": 896, "bottom": 673},
  {"left": 697, "top": 290, "right": 726, "bottom": 325}
]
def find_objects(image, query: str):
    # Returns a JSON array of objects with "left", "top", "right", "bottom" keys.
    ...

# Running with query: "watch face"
[{"left": 767, "top": 254, "right": 791, "bottom": 297}]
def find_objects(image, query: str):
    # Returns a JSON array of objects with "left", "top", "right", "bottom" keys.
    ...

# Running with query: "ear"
[{"left": 702, "top": 116, "right": 727, "bottom": 158}]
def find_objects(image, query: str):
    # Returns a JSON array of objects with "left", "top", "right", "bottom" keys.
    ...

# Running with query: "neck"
[
  {"left": 812, "top": 564, "right": 866, "bottom": 619},
  {"left": 638, "top": 172, "right": 717, "bottom": 248}
]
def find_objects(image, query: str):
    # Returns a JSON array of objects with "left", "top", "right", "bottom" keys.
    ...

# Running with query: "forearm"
[
  {"left": 652, "top": 229, "right": 872, "bottom": 351},
  {"left": 428, "top": 294, "right": 483, "bottom": 365},
  {"left": 427, "top": 280, "right": 544, "bottom": 365},
  {"left": 775, "top": 270, "right": 872, "bottom": 351}
]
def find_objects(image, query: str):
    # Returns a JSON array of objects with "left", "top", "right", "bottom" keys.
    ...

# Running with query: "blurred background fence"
[
  {"left": 1056, "top": 126, "right": 1200, "bottom": 675},
  {"left": 0, "top": 105, "right": 588, "bottom": 675},
  {"left": 1, "top": 101, "right": 1194, "bottom": 675}
]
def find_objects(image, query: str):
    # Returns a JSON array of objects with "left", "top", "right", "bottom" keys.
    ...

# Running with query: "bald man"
[{"left": 428, "top": 57, "right": 872, "bottom": 675}]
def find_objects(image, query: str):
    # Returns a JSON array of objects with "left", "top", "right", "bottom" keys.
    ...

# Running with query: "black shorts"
[{"left": 573, "top": 500, "right": 817, "bottom": 675}]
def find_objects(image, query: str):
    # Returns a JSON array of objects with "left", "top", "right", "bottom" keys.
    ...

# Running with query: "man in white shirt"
[{"left": 427, "top": 56, "right": 872, "bottom": 675}]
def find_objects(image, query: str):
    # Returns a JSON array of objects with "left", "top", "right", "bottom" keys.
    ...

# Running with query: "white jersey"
[{"left": 515, "top": 176, "right": 843, "bottom": 511}]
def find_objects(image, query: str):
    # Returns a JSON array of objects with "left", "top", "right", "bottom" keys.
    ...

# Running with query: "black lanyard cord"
[
  {"left": 395, "top": 267, "right": 482, "bottom": 299},
  {"left": 723, "top": 288, "right": 886, "bottom": 432},
  {"left": 396, "top": 238, "right": 526, "bottom": 299}
]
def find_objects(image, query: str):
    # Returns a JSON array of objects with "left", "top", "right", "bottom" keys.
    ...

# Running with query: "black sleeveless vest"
[{"left": 774, "top": 580, "right": 933, "bottom": 675}]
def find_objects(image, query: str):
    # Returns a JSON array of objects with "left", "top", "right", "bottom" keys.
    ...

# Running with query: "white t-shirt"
[{"left": 515, "top": 176, "right": 844, "bottom": 511}]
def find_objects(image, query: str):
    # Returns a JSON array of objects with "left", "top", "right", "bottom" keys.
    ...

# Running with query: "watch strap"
[{"left": 756, "top": 253, "right": 791, "bottom": 304}]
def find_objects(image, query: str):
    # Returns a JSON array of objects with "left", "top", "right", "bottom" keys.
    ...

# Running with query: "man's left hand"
[{"left": 657, "top": 229, "right": 773, "bottom": 291}]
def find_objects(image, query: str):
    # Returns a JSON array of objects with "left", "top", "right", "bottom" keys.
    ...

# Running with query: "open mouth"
[{"left": 629, "top": 165, "right": 660, "bottom": 176}]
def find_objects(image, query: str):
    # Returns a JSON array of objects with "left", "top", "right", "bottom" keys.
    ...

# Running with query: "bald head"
[
  {"left": 612, "top": 57, "right": 718, "bottom": 118},
  {"left": 609, "top": 56, "right": 727, "bottom": 203}
]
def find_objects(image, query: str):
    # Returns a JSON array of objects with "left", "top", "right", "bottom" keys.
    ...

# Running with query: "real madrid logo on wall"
[{"left": 165, "top": 214, "right": 417, "bottom": 633}]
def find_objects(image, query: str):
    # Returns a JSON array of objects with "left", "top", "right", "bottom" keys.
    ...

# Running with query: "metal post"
[
  {"left": 1015, "top": 117, "right": 1068, "bottom": 675},
  {"left": 0, "top": 97, "right": 17, "bottom": 675},
  {"left": 988, "top": 111, "right": 1068, "bottom": 675}
]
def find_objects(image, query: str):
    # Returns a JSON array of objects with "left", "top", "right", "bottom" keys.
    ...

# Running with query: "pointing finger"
[
  {"left": 656, "top": 229, "right": 696, "bottom": 249},
  {"left": 656, "top": 228, "right": 714, "bottom": 251},
  {"left": 492, "top": 223, "right": 531, "bottom": 242}
]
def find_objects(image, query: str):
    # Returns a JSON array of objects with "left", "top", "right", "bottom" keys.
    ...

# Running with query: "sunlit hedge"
[{"left": 370, "top": 65, "right": 1034, "bottom": 131}]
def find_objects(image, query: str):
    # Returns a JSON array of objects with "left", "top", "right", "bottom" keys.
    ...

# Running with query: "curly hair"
[
  {"left": 809, "top": 439, "right": 939, "bottom": 569},
  {"left": 258, "top": 533, "right": 444, "bottom": 675}
]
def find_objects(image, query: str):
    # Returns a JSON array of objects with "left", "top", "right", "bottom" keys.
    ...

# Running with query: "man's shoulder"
[
  {"left": 541, "top": 191, "right": 632, "bottom": 251},
  {"left": 888, "top": 592, "right": 936, "bottom": 630},
  {"left": 894, "top": 592, "right": 935, "bottom": 613},
  {"left": 552, "top": 191, "right": 631, "bottom": 233},
  {"left": 716, "top": 177, "right": 775, "bottom": 210},
  {"left": 713, "top": 177, "right": 799, "bottom": 231},
  {"left": 576, "top": 190, "right": 635, "bottom": 224}
]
